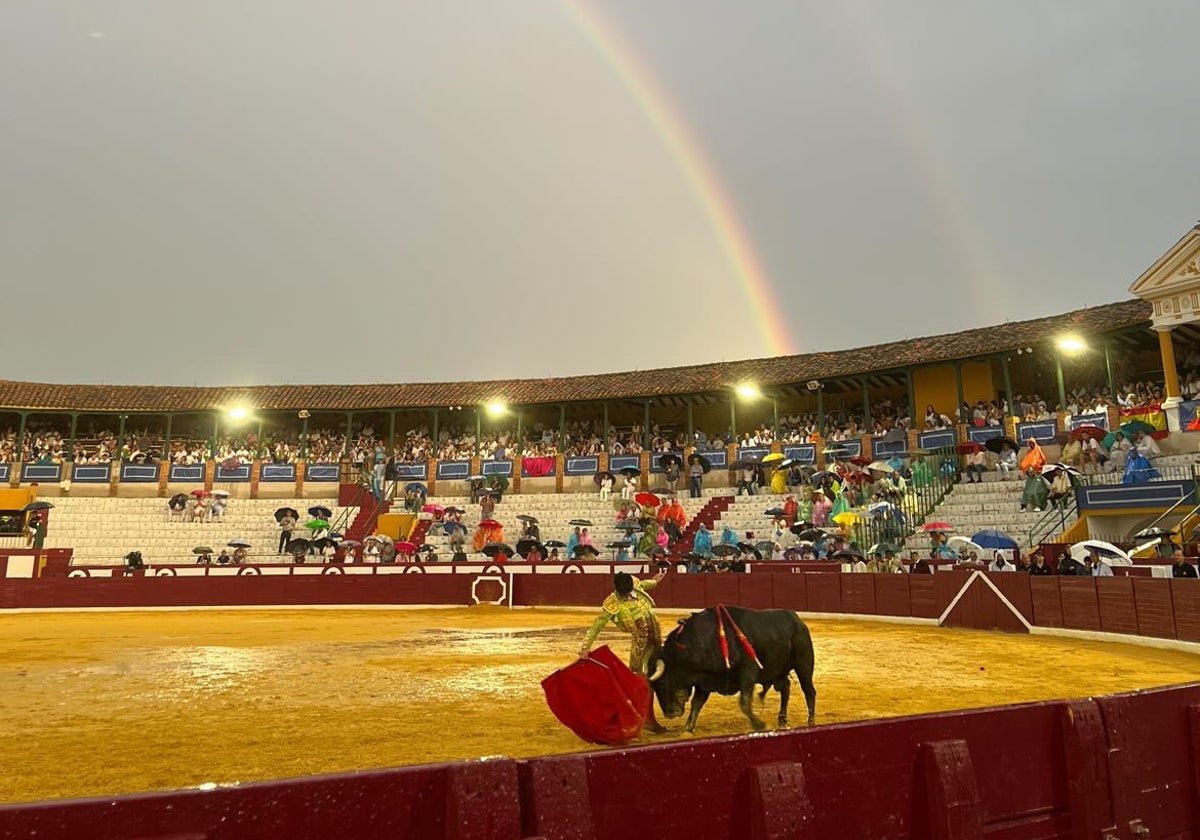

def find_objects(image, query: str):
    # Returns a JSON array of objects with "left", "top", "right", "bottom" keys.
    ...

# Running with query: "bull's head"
[{"left": 647, "top": 628, "right": 692, "bottom": 719}]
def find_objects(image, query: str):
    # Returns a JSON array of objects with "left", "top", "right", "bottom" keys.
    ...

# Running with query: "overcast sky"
[{"left": 2, "top": 1, "right": 1198, "bottom": 387}]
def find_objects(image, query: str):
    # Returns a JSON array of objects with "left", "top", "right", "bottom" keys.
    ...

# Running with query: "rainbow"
[{"left": 560, "top": 0, "right": 796, "bottom": 357}]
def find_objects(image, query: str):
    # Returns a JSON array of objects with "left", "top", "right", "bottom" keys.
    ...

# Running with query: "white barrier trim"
[
  {"left": 937, "top": 571, "right": 1033, "bottom": 631},
  {"left": 1029, "top": 626, "right": 1200, "bottom": 655}
]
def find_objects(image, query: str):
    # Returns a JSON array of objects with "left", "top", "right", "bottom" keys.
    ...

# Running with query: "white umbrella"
[
  {"left": 948, "top": 536, "right": 984, "bottom": 557},
  {"left": 212, "top": 489, "right": 231, "bottom": 497},
  {"left": 867, "top": 460, "right": 895, "bottom": 473},
  {"left": 1070, "top": 540, "right": 1132, "bottom": 566}
]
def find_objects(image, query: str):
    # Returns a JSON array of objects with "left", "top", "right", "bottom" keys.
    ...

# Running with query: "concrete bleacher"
[{"left": 44, "top": 497, "right": 353, "bottom": 566}]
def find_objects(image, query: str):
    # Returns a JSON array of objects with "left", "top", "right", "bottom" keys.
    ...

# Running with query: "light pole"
[{"left": 1054, "top": 335, "right": 1087, "bottom": 412}]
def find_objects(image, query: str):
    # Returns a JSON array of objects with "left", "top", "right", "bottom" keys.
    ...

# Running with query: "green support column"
[
  {"left": 1001, "top": 358, "right": 1015, "bottom": 419},
  {"left": 300, "top": 415, "right": 309, "bottom": 459},
  {"left": 475, "top": 409, "right": 481, "bottom": 457},
  {"left": 643, "top": 402, "right": 650, "bottom": 449},
  {"left": 1055, "top": 356, "right": 1067, "bottom": 413},
  {"left": 558, "top": 404, "right": 566, "bottom": 450},
  {"left": 772, "top": 397, "right": 779, "bottom": 440},
  {"left": 15, "top": 413, "right": 27, "bottom": 461},
  {"left": 686, "top": 397, "right": 694, "bottom": 443},
  {"left": 116, "top": 414, "right": 127, "bottom": 461},
  {"left": 816, "top": 389, "right": 824, "bottom": 438},
  {"left": 210, "top": 413, "right": 220, "bottom": 459},
  {"left": 256, "top": 419, "right": 264, "bottom": 458},
  {"left": 388, "top": 411, "right": 396, "bottom": 453},
  {"left": 954, "top": 363, "right": 965, "bottom": 423},
  {"left": 343, "top": 412, "right": 353, "bottom": 457},
  {"left": 860, "top": 378, "right": 871, "bottom": 428},
  {"left": 602, "top": 403, "right": 609, "bottom": 449},
  {"left": 431, "top": 409, "right": 439, "bottom": 448},
  {"left": 67, "top": 413, "right": 79, "bottom": 461},
  {"left": 729, "top": 398, "right": 737, "bottom": 441},
  {"left": 516, "top": 411, "right": 524, "bottom": 452},
  {"left": 1104, "top": 343, "right": 1116, "bottom": 402},
  {"left": 163, "top": 414, "right": 173, "bottom": 463}
]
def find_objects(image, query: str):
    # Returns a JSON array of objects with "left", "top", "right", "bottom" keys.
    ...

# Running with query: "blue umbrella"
[
  {"left": 1123, "top": 451, "right": 1161, "bottom": 485},
  {"left": 405, "top": 482, "right": 427, "bottom": 494},
  {"left": 971, "top": 529, "right": 1018, "bottom": 550}
]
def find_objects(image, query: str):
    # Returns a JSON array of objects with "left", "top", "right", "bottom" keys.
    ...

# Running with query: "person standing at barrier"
[
  {"left": 1172, "top": 548, "right": 1198, "bottom": 578},
  {"left": 688, "top": 455, "right": 704, "bottom": 498},
  {"left": 278, "top": 512, "right": 296, "bottom": 555},
  {"left": 578, "top": 569, "right": 669, "bottom": 732},
  {"left": 26, "top": 513, "right": 46, "bottom": 550}
]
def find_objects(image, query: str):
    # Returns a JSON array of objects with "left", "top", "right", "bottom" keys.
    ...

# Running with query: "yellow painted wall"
[
  {"left": 0, "top": 488, "right": 36, "bottom": 512},
  {"left": 913, "top": 362, "right": 996, "bottom": 419}
]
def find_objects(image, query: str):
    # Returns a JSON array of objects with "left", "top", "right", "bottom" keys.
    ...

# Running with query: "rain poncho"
[
  {"left": 1123, "top": 451, "right": 1161, "bottom": 484},
  {"left": 720, "top": 525, "right": 739, "bottom": 546},
  {"left": 638, "top": 524, "right": 660, "bottom": 558},
  {"left": 1021, "top": 473, "right": 1049, "bottom": 510},
  {"left": 1021, "top": 441, "right": 1046, "bottom": 473},
  {"left": 566, "top": 529, "right": 581, "bottom": 558},
  {"left": 769, "top": 470, "right": 787, "bottom": 494},
  {"left": 797, "top": 497, "right": 814, "bottom": 524},
  {"left": 693, "top": 524, "right": 713, "bottom": 558},
  {"left": 911, "top": 459, "right": 932, "bottom": 488},
  {"left": 1060, "top": 440, "right": 1083, "bottom": 467}
]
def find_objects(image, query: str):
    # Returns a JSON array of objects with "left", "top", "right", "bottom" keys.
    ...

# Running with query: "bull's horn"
[{"left": 649, "top": 660, "right": 666, "bottom": 682}]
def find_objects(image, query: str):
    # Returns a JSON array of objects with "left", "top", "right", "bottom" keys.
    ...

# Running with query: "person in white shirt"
[
  {"left": 1136, "top": 432, "right": 1161, "bottom": 460},
  {"left": 989, "top": 552, "right": 1013, "bottom": 572},
  {"left": 599, "top": 473, "right": 613, "bottom": 501},
  {"left": 997, "top": 447, "right": 1018, "bottom": 479}
]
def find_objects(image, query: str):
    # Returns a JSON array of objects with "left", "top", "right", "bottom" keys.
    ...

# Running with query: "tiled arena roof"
[{"left": 0, "top": 299, "right": 1151, "bottom": 413}]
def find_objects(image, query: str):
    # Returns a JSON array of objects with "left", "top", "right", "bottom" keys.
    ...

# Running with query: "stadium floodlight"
[
  {"left": 228, "top": 407, "right": 249, "bottom": 420},
  {"left": 1056, "top": 335, "right": 1086, "bottom": 354},
  {"left": 485, "top": 400, "right": 507, "bottom": 417},
  {"left": 736, "top": 383, "right": 761, "bottom": 399}
]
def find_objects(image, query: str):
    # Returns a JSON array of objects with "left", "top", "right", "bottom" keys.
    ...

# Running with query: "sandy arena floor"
[{"left": 2, "top": 606, "right": 1199, "bottom": 804}]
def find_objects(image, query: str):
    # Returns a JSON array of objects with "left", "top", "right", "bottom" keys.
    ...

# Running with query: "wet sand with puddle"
[{"left": 2, "top": 606, "right": 1198, "bottom": 804}]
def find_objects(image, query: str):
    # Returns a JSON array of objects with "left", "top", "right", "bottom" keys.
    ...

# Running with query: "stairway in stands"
[
  {"left": 675, "top": 495, "right": 734, "bottom": 554},
  {"left": 407, "top": 519, "right": 432, "bottom": 547},
  {"left": 346, "top": 499, "right": 391, "bottom": 542}
]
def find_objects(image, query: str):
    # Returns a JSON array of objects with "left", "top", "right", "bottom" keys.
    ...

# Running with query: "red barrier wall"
[{"left": 6, "top": 684, "right": 1200, "bottom": 840}]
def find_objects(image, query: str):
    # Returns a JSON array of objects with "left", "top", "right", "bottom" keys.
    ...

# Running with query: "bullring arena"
[{"left": 4, "top": 226, "right": 1200, "bottom": 838}]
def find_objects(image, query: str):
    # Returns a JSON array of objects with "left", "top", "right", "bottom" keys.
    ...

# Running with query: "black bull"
[{"left": 648, "top": 606, "right": 816, "bottom": 732}]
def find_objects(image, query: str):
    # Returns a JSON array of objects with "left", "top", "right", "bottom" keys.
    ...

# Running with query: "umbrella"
[
  {"left": 1041, "top": 462, "right": 1082, "bottom": 478},
  {"left": 712, "top": 544, "right": 739, "bottom": 557},
  {"left": 22, "top": 501, "right": 54, "bottom": 512},
  {"left": 921, "top": 521, "right": 954, "bottom": 533},
  {"left": 488, "top": 474, "right": 510, "bottom": 492},
  {"left": 732, "top": 457, "right": 761, "bottom": 470},
  {"left": 881, "top": 428, "right": 907, "bottom": 445},
  {"left": 635, "top": 492, "right": 661, "bottom": 508},
  {"left": 1133, "top": 526, "right": 1176, "bottom": 540},
  {"left": 658, "top": 453, "right": 682, "bottom": 469},
  {"left": 689, "top": 453, "right": 712, "bottom": 473},
  {"left": 285, "top": 537, "right": 312, "bottom": 553},
  {"left": 810, "top": 470, "right": 835, "bottom": 485},
  {"left": 274, "top": 507, "right": 300, "bottom": 522},
  {"left": 304, "top": 519, "right": 330, "bottom": 530},
  {"left": 821, "top": 446, "right": 848, "bottom": 456},
  {"left": 568, "top": 518, "right": 593, "bottom": 527},
  {"left": 956, "top": 442, "right": 985, "bottom": 455},
  {"left": 307, "top": 505, "right": 332, "bottom": 519},
  {"left": 867, "top": 501, "right": 895, "bottom": 514},
  {"left": 1070, "top": 540, "right": 1133, "bottom": 565},
  {"left": 442, "top": 521, "right": 467, "bottom": 535},
  {"left": 516, "top": 538, "right": 546, "bottom": 558},
  {"left": 947, "top": 536, "right": 985, "bottom": 557},
  {"left": 340, "top": 540, "right": 362, "bottom": 548},
  {"left": 404, "top": 482, "right": 427, "bottom": 494},
  {"left": 867, "top": 542, "right": 900, "bottom": 556},
  {"left": 984, "top": 437, "right": 1019, "bottom": 454},
  {"left": 573, "top": 545, "right": 600, "bottom": 559},
  {"left": 616, "top": 521, "right": 641, "bottom": 532},
  {"left": 649, "top": 486, "right": 676, "bottom": 496},
  {"left": 421, "top": 503, "right": 444, "bottom": 515},
  {"left": 444, "top": 506, "right": 465, "bottom": 515},
  {"left": 366, "top": 533, "right": 393, "bottom": 545},
  {"left": 866, "top": 460, "right": 895, "bottom": 473},
  {"left": 1071, "top": 425, "right": 1107, "bottom": 442},
  {"left": 418, "top": 544, "right": 436, "bottom": 553},
  {"left": 190, "top": 489, "right": 211, "bottom": 498},
  {"left": 763, "top": 507, "right": 786, "bottom": 517},
  {"left": 830, "top": 548, "right": 864, "bottom": 561},
  {"left": 395, "top": 541, "right": 418, "bottom": 555},
  {"left": 227, "top": 538, "right": 251, "bottom": 549},
  {"left": 971, "top": 529, "right": 1018, "bottom": 550},
  {"left": 762, "top": 453, "right": 785, "bottom": 464},
  {"left": 849, "top": 454, "right": 871, "bottom": 467},
  {"left": 542, "top": 644, "right": 651, "bottom": 746},
  {"left": 832, "top": 511, "right": 864, "bottom": 527},
  {"left": 516, "top": 514, "right": 539, "bottom": 524},
  {"left": 1120, "top": 420, "right": 1156, "bottom": 438},
  {"left": 192, "top": 546, "right": 214, "bottom": 555},
  {"left": 468, "top": 475, "right": 486, "bottom": 482},
  {"left": 792, "top": 528, "right": 825, "bottom": 542},
  {"left": 777, "top": 458, "right": 797, "bottom": 470},
  {"left": 607, "top": 540, "right": 632, "bottom": 549},
  {"left": 312, "top": 537, "right": 337, "bottom": 550},
  {"left": 593, "top": 470, "right": 615, "bottom": 486},
  {"left": 755, "top": 540, "right": 776, "bottom": 555},
  {"left": 169, "top": 493, "right": 189, "bottom": 509},
  {"left": 619, "top": 466, "right": 642, "bottom": 477},
  {"left": 544, "top": 540, "right": 567, "bottom": 549},
  {"left": 212, "top": 489, "right": 230, "bottom": 497},
  {"left": 737, "top": 544, "right": 763, "bottom": 560},
  {"left": 479, "top": 519, "right": 502, "bottom": 529}
]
